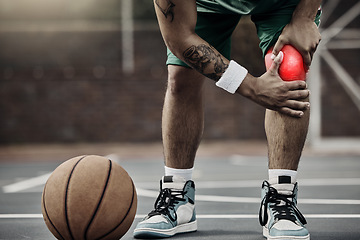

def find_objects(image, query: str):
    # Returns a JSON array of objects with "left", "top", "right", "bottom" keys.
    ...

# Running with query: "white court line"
[
  {"left": 2, "top": 173, "right": 52, "bottom": 193},
  {"left": 136, "top": 178, "right": 360, "bottom": 189},
  {"left": 2, "top": 173, "right": 360, "bottom": 197},
  {"left": 196, "top": 214, "right": 360, "bottom": 219},
  {"left": 195, "top": 178, "right": 360, "bottom": 188},
  {"left": 0, "top": 214, "right": 43, "bottom": 219},
  {"left": 4, "top": 180, "right": 359, "bottom": 205},
  {"left": 1, "top": 214, "right": 360, "bottom": 219},
  {"left": 136, "top": 188, "right": 360, "bottom": 205}
]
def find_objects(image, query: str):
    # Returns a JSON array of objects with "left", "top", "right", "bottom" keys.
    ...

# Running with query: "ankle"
[
  {"left": 164, "top": 166, "right": 194, "bottom": 181},
  {"left": 268, "top": 169, "right": 297, "bottom": 185}
]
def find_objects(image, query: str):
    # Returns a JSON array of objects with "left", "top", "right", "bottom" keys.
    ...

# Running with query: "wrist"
[
  {"left": 292, "top": 0, "right": 321, "bottom": 21},
  {"left": 236, "top": 73, "right": 256, "bottom": 98},
  {"left": 291, "top": 14, "right": 316, "bottom": 24},
  {"left": 216, "top": 60, "right": 248, "bottom": 94}
]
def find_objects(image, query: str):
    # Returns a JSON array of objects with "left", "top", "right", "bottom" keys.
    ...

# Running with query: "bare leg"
[
  {"left": 162, "top": 65, "right": 205, "bottom": 169},
  {"left": 265, "top": 97, "right": 310, "bottom": 170}
]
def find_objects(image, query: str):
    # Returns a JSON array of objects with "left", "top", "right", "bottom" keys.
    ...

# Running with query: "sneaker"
[
  {"left": 259, "top": 179, "right": 309, "bottom": 240},
  {"left": 133, "top": 176, "right": 197, "bottom": 238}
]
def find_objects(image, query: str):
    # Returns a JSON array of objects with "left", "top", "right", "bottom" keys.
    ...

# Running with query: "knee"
[{"left": 167, "top": 66, "right": 204, "bottom": 97}]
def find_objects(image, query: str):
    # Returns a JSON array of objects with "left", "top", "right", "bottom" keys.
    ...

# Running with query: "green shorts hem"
[{"left": 166, "top": 49, "right": 191, "bottom": 68}]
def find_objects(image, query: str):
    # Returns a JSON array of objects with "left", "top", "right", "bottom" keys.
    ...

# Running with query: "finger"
[
  {"left": 283, "top": 99, "right": 310, "bottom": 110},
  {"left": 278, "top": 107, "right": 304, "bottom": 118},
  {"left": 308, "top": 49, "right": 315, "bottom": 67},
  {"left": 287, "top": 90, "right": 310, "bottom": 100},
  {"left": 272, "top": 38, "right": 285, "bottom": 59},
  {"left": 302, "top": 51, "right": 312, "bottom": 67},
  {"left": 268, "top": 51, "right": 284, "bottom": 73},
  {"left": 286, "top": 80, "right": 308, "bottom": 90}
]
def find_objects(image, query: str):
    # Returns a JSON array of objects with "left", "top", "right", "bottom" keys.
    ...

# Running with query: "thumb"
[
  {"left": 271, "top": 39, "right": 285, "bottom": 60},
  {"left": 269, "top": 51, "right": 283, "bottom": 73},
  {"left": 303, "top": 51, "right": 312, "bottom": 68}
]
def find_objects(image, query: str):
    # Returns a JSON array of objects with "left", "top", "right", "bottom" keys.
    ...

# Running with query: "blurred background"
[{"left": 0, "top": 0, "right": 359, "bottom": 151}]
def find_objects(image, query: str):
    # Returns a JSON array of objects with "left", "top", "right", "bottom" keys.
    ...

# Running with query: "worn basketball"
[
  {"left": 41, "top": 155, "right": 137, "bottom": 240},
  {"left": 265, "top": 45, "right": 307, "bottom": 81}
]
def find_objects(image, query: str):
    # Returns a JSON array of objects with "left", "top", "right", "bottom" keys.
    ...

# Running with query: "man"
[{"left": 134, "top": 0, "right": 321, "bottom": 239}]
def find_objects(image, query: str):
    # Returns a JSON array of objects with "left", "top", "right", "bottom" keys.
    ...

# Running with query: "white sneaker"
[
  {"left": 133, "top": 176, "right": 197, "bottom": 238},
  {"left": 259, "top": 179, "right": 310, "bottom": 240}
]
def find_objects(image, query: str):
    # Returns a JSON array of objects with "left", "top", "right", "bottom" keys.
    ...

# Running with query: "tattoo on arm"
[
  {"left": 183, "top": 44, "right": 228, "bottom": 81},
  {"left": 155, "top": 0, "right": 176, "bottom": 22}
]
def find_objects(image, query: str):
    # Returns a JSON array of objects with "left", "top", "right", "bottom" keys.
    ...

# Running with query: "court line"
[
  {"left": 2, "top": 173, "right": 52, "bottom": 193},
  {"left": 136, "top": 188, "right": 360, "bottom": 205},
  {"left": 1, "top": 214, "right": 360, "bottom": 219},
  {"left": 4, "top": 180, "right": 359, "bottom": 205},
  {"left": 137, "top": 178, "right": 360, "bottom": 189},
  {"left": 2, "top": 174, "right": 360, "bottom": 194},
  {"left": 0, "top": 214, "right": 43, "bottom": 219},
  {"left": 196, "top": 214, "right": 360, "bottom": 219}
]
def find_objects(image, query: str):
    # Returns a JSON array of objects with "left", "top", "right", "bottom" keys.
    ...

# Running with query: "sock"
[
  {"left": 164, "top": 166, "right": 194, "bottom": 181},
  {"left": 268, "top": 169, "right": 297, "bottom": 185}
]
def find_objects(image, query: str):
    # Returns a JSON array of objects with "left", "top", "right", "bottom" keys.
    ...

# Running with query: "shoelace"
[
  {"left": 259, "top": 184, "right": 307, "bottom": 226},
  {"left": 148, "top": 188, "right": 187, "bottom": 222}
]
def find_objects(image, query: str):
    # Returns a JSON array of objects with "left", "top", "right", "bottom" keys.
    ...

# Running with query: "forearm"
[
  {"left": 292, "top": 0, "right": 322, "bottom": 21},
  {"left": 167, "top": 33, "right": 254, "bottom": 95},
  {"left": 169, "top": 36, "right": 256, "bottom": 97},
  {"left": 182, "top": 41, "right": 230, "bottom": 81}
]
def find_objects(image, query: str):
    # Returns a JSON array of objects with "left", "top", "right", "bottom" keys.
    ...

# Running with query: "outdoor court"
[{"left": 0, "top": 142, "right": 359, "bottom": 240}]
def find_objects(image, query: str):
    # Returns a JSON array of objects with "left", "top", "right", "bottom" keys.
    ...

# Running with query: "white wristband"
[{"left": 216, "top": 60, "right": 248, "bottom": 94}]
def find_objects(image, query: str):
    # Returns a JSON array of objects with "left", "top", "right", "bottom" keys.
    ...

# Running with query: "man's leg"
[
  {"left": 255, "top": 1, "right": 321, "bottom": 237},
  {"left": 265, "top": 99, "right": 309, "bottom": 171},
  {"left": 133, "top": 65, "right": 205, "bottom": 239},
  {"left": 162, "top": 65, "right": 206, "bottom": 169},
  {"left": 260, "top": 99, "right": 310, "bottom": 240}
]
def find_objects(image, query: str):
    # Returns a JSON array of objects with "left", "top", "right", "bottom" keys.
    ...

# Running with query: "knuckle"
[
  {"left": 297, "top": 102, "right": 306, "bottom": 109},
  {"left": 279, "top": 82, "right": 288, "bottom": 90},
  {"left": 278, "top": 35, "right": 286, "bottom": 43},
  {"left": 299, "top": 90, "right": 307, "bottom": 98},
  {"left": 281, "top": 108, "right": 293, "bottom": 117},
  {"left": 294, "top": 101, "right": 304, "bottom": 108},
  {"left": 271, "top": 99, "right": 282, "bottom": 108},
  {"left": 279, "top": 95, "right": 287, "bottom": 102},
  {"left": 305, "top": 46, "right": 312, "bottom": 53},
  {"left": 298, "top": 82, "right": 306, "bottom": 89},
  {"left": 300, "top": 102, "right": 309, "bottom": 110},
  {"left": 295, "top": 92, "right": 302, "bottom": 99}
]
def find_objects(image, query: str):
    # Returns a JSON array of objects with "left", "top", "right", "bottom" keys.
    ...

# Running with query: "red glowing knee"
[{"left": 265, "top": 45, "right": 307, "bottom": 81}]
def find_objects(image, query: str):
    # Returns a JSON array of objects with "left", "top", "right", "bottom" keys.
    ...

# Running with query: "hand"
[
  {"left": 239, "top": 52, "right": 310, "bottom": 118},
  {"left": 272, "top": 17, "right": 321, "bottom": 68}
]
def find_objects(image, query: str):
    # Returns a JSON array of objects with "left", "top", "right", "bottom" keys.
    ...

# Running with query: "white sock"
[
  {"left": 268, "top": 169, "right": 297, "bottom": 185},
  {"left": 164, "top": 166, "right": 194, "bottom": 181}
]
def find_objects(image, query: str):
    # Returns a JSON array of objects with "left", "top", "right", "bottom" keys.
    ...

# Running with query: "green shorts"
[{"left": 166, "top": 0, "right": 321, "bottom": 67}]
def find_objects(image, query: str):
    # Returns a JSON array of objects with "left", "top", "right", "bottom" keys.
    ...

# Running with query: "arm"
[
  {"left": 154, "top": 0, "right": 309, "bottom": 118},
  {"left": 154, "top": 0, "right": 228, "bottom": 80},
  {"left": 272, "top": 0, "right": 322, "bottom": 67}
]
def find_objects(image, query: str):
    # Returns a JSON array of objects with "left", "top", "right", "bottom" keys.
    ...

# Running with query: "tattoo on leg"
[
  {"left": 155, "top": 0, "right": 176, "bottom": 22},
  {"left": 183, "top": 44, "right": 228, "bottom": 81}
]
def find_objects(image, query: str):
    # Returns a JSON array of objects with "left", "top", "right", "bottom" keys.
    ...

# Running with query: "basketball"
[
  {"left": 265, "top": 45, "right": 307, "bottom": 81},
  {"left": 41, "top": 155, "right": 137, "bottom": 240}
]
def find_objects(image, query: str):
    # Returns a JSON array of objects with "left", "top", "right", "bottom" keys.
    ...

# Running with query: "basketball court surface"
[{"left": 1, "top": 142, "right": 360, "bottom": 240}]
